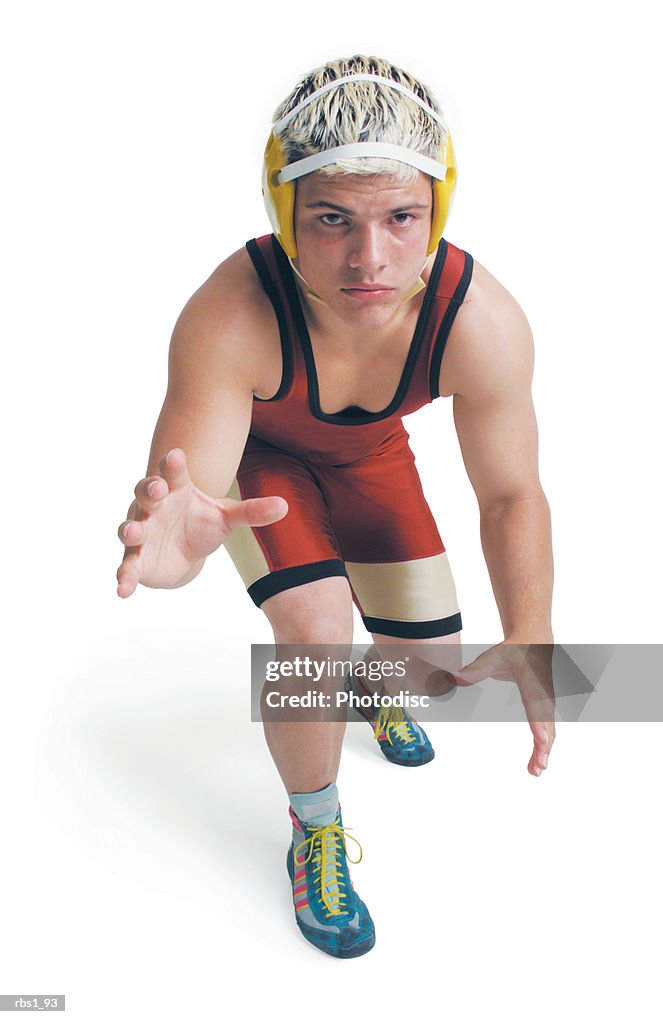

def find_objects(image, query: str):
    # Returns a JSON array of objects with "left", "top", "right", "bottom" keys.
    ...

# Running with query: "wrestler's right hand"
[{"left": 116, "top": 447, "right": 288, "bottom": 598}]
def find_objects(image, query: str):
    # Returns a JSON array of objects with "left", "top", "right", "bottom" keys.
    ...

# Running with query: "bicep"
[
  {"left": 450, "top": 282, "right": 545, "bottom": 512},
  {"left": 146, "top": 297, "right": 255, "bottom": 498}
]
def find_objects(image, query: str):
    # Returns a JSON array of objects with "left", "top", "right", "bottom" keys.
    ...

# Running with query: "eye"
[
  {"left": 319, "top": 213, "right": 346, "bottom": 226},
  {"left": 392, "top": 212, "right": 415, "bottom": 225}
]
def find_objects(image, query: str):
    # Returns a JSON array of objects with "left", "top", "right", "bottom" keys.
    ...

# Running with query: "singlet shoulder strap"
[
  {"left": 245, "top": 234, "right": 286, "bottom": 299},
  {"left": 426, "top": 241, "right": 474, "bottom": 399},
  {"left": 245, "top": 234, "right": 295, "bottom": 403}
]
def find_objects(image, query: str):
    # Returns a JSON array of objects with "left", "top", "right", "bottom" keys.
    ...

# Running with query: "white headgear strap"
[{"left": 278, "top": 144, "right": 447, "bottom": 185}]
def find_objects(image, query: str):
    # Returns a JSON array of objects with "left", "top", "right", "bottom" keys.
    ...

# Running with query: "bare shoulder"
[
  {"left": 439, "top": 257, "right": 535, "bottom": 400},
  {"left": 169, "top": 245, "right": 279, "bottom": 396}
]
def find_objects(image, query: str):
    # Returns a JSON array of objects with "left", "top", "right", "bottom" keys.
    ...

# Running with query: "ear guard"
[
  {"left": 262, "top": 73, "right": 457, "bottom": 260},
  {"left": 262, "top": 133, "right": 298, "bottom": 258}
]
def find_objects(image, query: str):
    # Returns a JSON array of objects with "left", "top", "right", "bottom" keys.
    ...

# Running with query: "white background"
[{"left": 2, "top": 0, "right": 661, "bottom": 1019}]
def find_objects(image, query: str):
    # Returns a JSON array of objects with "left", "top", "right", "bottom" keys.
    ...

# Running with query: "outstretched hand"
[
  {"left": 116, "top": 447, "right": 288, "bottom": 598},
  {"left": 447, "top": 641, "right": 556, "bottom": 777}
]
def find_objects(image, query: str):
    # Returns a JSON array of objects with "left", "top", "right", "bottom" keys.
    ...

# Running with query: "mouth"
[{"left": 341, "top": 286, "right": 395, "bottom": 300}]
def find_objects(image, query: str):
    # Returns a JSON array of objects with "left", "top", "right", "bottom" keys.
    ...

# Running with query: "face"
[{"left": 292, "top": 170, "right": 433, "bottom": 331}]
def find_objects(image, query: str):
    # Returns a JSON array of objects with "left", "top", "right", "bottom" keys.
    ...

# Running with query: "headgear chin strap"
[
  {"left": 262, "top": 72, "right": 457, "bottom": 261},
  {"left": 287, "top": 255, "right": 429, "bottom": 312}
]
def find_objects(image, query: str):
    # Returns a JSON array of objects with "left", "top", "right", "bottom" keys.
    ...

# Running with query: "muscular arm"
[
  {"left": 126, "top": 252, "right": 261, "bottom": 588},
  {"left": 444, "top": 264, "right": 554, "bottom": 642}
]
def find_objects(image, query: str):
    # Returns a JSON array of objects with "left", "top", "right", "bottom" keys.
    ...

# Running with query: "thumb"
[
  {"left": 453, "top": 652, "right": 495, "bottom": 686},
  {"left": 220, "top": 495, "right": 288, "bottom": 532}
]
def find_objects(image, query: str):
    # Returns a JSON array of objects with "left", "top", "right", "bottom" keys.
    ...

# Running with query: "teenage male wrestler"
[{"left": 115, "top": 55, "right": 554, "bottom": 958}]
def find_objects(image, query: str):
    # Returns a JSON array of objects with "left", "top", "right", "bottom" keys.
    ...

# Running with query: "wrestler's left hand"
[{"left": 447, "top": 640, "right": 556, "bottom": 777}]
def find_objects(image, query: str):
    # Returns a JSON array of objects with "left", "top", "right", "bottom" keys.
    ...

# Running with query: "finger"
[
  {"left": 117, "top": 519, "right": 145, "bottom": 546},
  {"left": 133, "top": 474, "right": 170, "bottom": 512},
  {"left": 453, "top": 665, "right": 488, "bottom": 686},
  {"left": 116, "top": 551, "right": 143, "bottom": 598},
  {"left": 220, "top": 495, "right": 289, "bottom": 532},
  {"left": 427, "top": 669, "right": 463, "bottom": 692},
  {"left": 522, "top": 662, "right": 555, "bottom": 776},
  {"left": 158, "top": 447, "right": 191, "bottom": 490},
  {"left": 453, "top": 653, "right": 496, "bottom": 686},
  {"left": 528, "top": 722, "right": 550, "bottom": 776}
]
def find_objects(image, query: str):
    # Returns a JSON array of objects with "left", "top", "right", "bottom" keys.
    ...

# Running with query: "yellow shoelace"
[
  {"left": 374, "top": 704, "right": 415, "bottom": 746},
  {"left": 293, "top": 819, "right": 363, "bottom": 917}
]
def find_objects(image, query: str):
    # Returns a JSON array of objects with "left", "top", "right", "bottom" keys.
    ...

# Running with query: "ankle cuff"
[{"left": 289, "top": 782, "right": 339, "bottom": 827}]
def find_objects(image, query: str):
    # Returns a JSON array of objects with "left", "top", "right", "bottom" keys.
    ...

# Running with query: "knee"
[{"left": 262, "top": 577, "right": 354, "bottom": 649}]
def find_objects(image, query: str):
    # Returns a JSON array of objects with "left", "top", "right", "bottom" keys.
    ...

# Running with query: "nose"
[{"left": 347, "top": 224, "right": 388, "bottom": 275}]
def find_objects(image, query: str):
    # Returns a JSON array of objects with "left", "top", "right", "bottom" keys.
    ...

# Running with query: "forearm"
[{"left": 479, "top": 495, "right": 554, "bottom": 642}]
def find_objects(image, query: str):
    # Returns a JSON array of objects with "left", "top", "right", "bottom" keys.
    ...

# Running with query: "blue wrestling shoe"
[
  {"left": 345, "top": 671, "right": 435, "bottom": 767},
  {"left": 287, "top": 805, "right": 375, "bottom": 959}
]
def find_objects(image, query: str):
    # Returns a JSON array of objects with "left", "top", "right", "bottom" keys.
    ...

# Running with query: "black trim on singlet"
[
  {"left": 362, "top": 611, "right": 463, "bottom": 639},
  {"left": 247, "top": 558, "right": 349, "bottom": 607},
  {"left": 272, "top": 235, "right": 449, "bottom": 426},
  {"left": 428, "top": 250, "right": 474, "bottom": 400},
  {"left": 245, "top": 238, "right": 293, "bottom": 403}
]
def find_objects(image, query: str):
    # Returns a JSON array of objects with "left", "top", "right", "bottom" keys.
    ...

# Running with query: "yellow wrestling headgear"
[{"left": 262, "top": 73, "right": 457, "bottom": 261}]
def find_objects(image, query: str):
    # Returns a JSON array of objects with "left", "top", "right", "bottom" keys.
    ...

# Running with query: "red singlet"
[{"left": 223, "top": 234, "right": 473, "bottom": 638}]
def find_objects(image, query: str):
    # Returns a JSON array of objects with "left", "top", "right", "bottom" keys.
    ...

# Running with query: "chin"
[{"left": 333, "top": 304, "right": 398, "bottom": 330}]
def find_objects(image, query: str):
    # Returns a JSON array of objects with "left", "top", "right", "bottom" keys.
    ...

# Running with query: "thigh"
[
  {"left": 315, "top": 432, "right": 463, "bottom": 640},
  {"left": 223, "top": 436, "right": 348, "bottom": 608}
]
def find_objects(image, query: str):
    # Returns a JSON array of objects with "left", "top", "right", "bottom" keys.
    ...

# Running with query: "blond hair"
[{"left": 272, "top": 54, "right": 447, "bottom": 184}]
